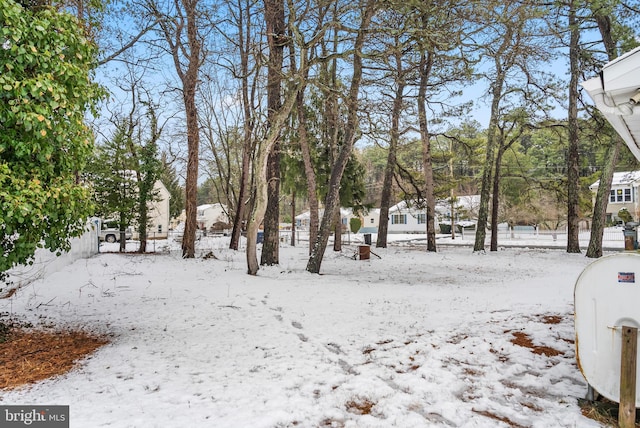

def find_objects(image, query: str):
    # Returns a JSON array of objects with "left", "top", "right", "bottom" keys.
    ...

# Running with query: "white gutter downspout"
[{"left": 582, "top": 77, "right": 640, "bottom": 160}]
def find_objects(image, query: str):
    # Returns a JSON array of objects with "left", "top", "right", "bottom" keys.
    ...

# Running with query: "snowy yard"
[{"left": 0, "top": 237, "right": 610, "bottom": 427}]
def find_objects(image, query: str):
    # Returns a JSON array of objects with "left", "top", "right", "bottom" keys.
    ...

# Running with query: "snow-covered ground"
[{"left": 0, "top": 234, "right": 617, "bottom": 427}]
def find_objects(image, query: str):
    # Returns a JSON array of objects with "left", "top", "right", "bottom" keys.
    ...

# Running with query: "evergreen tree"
[
  {"left": 159, "top": 153, "right": 184, "bottom": 221},
  {"left": 86, "top": 123, "right": 138, "bottom": 252}
]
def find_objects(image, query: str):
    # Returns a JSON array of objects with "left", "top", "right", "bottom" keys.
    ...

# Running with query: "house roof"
[
  {"left": 581, "top": 46, "right": 640, "bottom": 161},
  {"left": 389, "top": 200, "right": 424, "bottom": 213},
  {"left": 435, "top": 195, "right": 480, "bottom": 213},
  {"left": 389, "top": 196, "right": 481, "bottom": 216},
  {"left": 294, "top": 208, "right": 353, "bottom": 220},
  {"left": 590, "top": 170, "right": 640, "bottom": 189}
]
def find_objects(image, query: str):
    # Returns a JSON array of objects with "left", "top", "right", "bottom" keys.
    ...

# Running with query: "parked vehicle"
[{"left": 100, "top": 225, "right": 133, "bottom": 242}]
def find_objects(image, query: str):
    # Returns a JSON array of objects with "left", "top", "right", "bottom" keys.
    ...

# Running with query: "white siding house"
[
  {"left": 435, "top": 195, "right": 481, "bottom": 220},
  {"left": 387, "top": 201, "right": 429, "bottom": 234},
  {"left": 148, "top": 180, "right": 171, "bottom": 238},
  {"left": 358, "top": 208, "right": 380, "bottom": 233},
  {"left": 196, "top": 203, "right": 231, "bottom": 230},
  {"left": 130, "top": 180, "right": 171, "bottom": 239},
  {"left": 384, "top": 196, "right": 479, "bottom": 234},
  {"left": 295, "top": 208, "right": 357, "bottom": 231},
  {"left": 589, "top": 171, "right": 640, "bottom": 223}
]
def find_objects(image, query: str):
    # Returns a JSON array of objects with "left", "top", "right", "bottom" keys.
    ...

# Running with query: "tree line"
[{"left": 2, "top": 0, "right": 639, "bottom": 279}]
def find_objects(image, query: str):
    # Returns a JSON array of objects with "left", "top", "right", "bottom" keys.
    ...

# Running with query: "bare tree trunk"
[
  {"left": 285, "top": 0, "right": 321, "bottom": 255},
  {"left": 261, "top": 144, "right": 280, "bottom": 264},
  {"left": 587, "top": 141, "right": 620, "bottom": 257},
  {"left": 586, "top": 12, "right": 621, "bottom": 258},
  {"left": 290, "top": 191, "right": 296, "bottom": 246},
  {"left": 230, "top": 0, "right": 256, "bottom": 251},
  {"left": 230, "top": 123, "right": 252, "bottom": 250},
  {"left": 261, "top": 0, "right": 286, "bottom": 266},
  {"left": 489, "top": 125, "right": 525, "bottom": 251},
  {"left": 418, "top": 50, "right": 436, "bottom": 252},
  {"left": 490, "top": 145, "right": 506, "bottom": 251},
  {"left": 246, "top": 90, "right": 298, "bottom": 274},
  {"left": 121, "top": 81, "right": 148, "bottom": 254},
  {"left": 474, "top": 75, "right": 503, "bottom": 252},
  {"left": 307, "top": 0, "right": 375, "bottom": 274},
  {"left": 333, "top": 205, "right": 341, "bottom": 252},
  {"left": 295, "top": 86, "right": 319, "bottom": 253},
  {"left": 119, "top": 212, "right": 127, "bottom": 253},
  {"left": 182, "top": 74, "right": 200, "bottom": 258},
  {"left": 566, "top": 0, "right": 581, "bottom": 254},
  {"left": 327, "top": 68, "right": 340, "bottom": 253},
  {"left": 376, "top": 202, "right": 390, "bottom": 248},
  {"left": 150, "top": 0, "right": 202, "bottom": 259},
  {"left": 473, "top": 14, "right": 515, "bottom": 253},
  {"left": 376, "top": 54, "right": 404, "bottom": 249}
]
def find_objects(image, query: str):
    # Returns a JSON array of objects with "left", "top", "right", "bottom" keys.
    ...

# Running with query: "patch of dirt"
[
  {"left": 540, "top": 314, "right": 563, "bottom": 325},
  {"left": 509, "top": 331, "right": 562, "bottom": 357},
  {"left": 472, "top": 408, "right": 527, "bottom": 428},
  {"left": 0, "top": 325, "right": 108, "bottom": 390},
  {"left": 346, "top": 398, "right": 376, "bottom": 415},
  {"left": 362, "top": 346, "right": 375, "bottom": 355}
]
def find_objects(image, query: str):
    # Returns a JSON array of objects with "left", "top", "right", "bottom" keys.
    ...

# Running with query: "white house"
[
  {"left": 435, "top": 195, "right": 481, "bottom": 222},
  {"left": 131, "top": 180, "right": 171, "bottom": 239},
  {"left": 384, "top": 197, "right": 479, "bottom": 234},
  {"left": 387, "top": 201, "right": 429, "bottom": 234},
  {"left": 358, "top": 208, "right": 380, "bottom": 233},
  {"left": 148, "top": 180, "right": 171, "bottom": 238},
  {"left": 295, "top": 208, "right": 357, "bottom": 231},
  {"left": 589, "top": 171, "right": 640, "bottom": 223},
  {"left": 196, "top": 203, "right": 231, "bottom": 230}
]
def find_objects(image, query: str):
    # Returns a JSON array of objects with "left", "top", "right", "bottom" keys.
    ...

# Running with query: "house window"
[
  {"left": 391, "top": 214, "right": 407, "bottom": 224},
  {"left": 417, "top": 213, "right": 426, "bottom": 224},
  {"left": 370, "top": 218, "right": 374, "bottom": 224},
  {"left": 158, "top": 225, "right": 162, "bottom": 233},
  {"left": 611, "top": 188, "right": 633, "bottom": 202}
]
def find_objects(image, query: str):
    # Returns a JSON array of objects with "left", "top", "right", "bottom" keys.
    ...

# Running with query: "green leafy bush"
[{"left": 0, "top": 0, "right": 105, "bottom": 279}]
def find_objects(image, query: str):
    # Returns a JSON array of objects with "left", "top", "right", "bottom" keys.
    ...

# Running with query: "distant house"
[
  {"left": 197, "top": 203, "right": 231, "bottom": 230},
  {"left": 589, "top": 171, "right": 640, "bottom": 223},
  {"left": 435, "top": 195, "right": 481, "bottom": 223},
  {"left": 148, "top": 180, "right": 171, "bottom": 238},
  {"left": 131, "top": 180, "right": 171, "bottom": 239},
  {"left": 358, "top": 208, "right": 380, "bottom": 233},
  {"left": 295, "top": 208, "right": 356, "bottom": 231},
  {"left": 387, "top": 201, "right": 429, "bottom": 234},
  {"left": 383, "top": 196, "right": 479, "bottom": 234}
]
